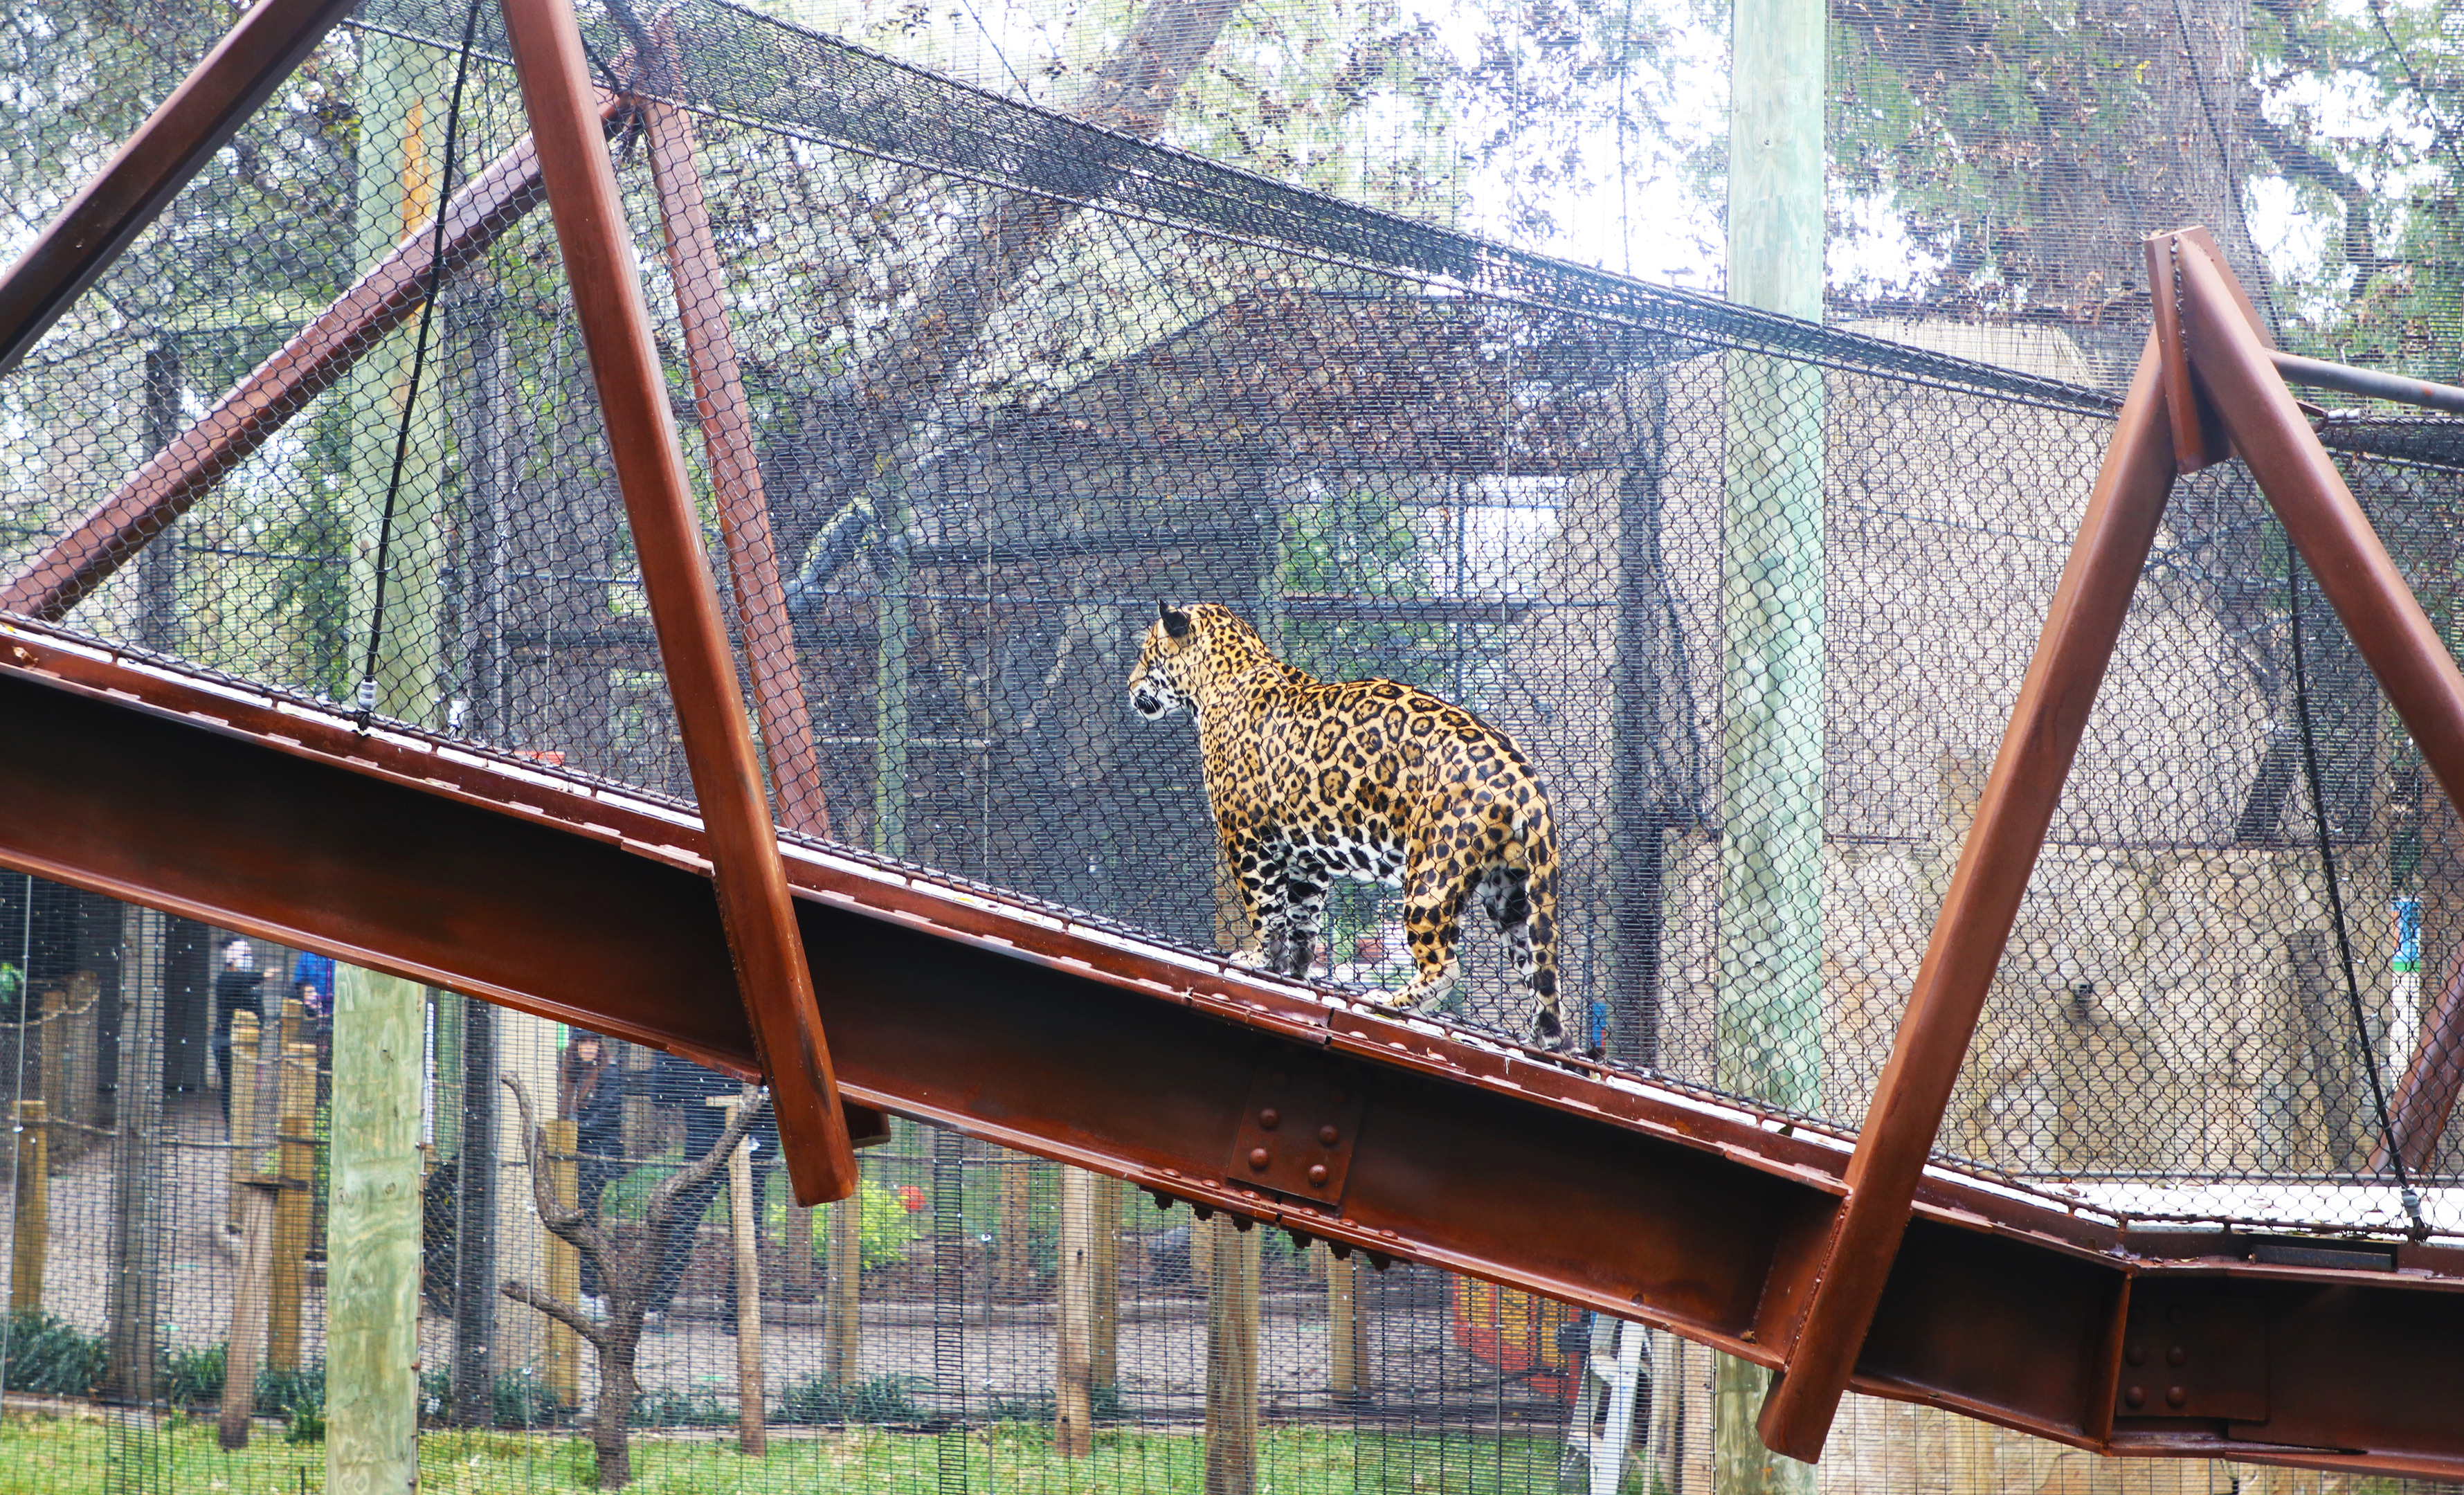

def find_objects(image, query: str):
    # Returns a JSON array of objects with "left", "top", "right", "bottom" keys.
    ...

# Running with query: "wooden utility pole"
[
  {"left": 1716, "top": 0, "right": 1825, "bottom": 1478},
  {"left": 326, "top": 965, "right": 422, "bottom": 1495},
  {"left": 1203, "top": 1216, "right": 1259, "bottom": 1495}
]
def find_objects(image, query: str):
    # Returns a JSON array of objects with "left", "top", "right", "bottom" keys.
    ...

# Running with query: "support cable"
[
  {"left": 356, "top": 0, "right": 487, "bottom": 727},
  {"left": 2288, "top": 547, "right": 2428, "bottom": 1237}
]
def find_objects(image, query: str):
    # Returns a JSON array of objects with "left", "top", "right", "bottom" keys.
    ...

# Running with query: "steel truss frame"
[{"left": 6, "top": 0, "right": 2464, "bottom": 1467}]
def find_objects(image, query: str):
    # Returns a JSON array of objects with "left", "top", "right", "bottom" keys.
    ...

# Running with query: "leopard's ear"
[{"left": 1159, "top": 604, "right": 1193, "bottom": 640}]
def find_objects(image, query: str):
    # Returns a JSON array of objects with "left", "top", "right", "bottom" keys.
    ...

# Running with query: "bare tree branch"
[{"left": 500, "top": 1276, "right": 606, "bottom": 1348}]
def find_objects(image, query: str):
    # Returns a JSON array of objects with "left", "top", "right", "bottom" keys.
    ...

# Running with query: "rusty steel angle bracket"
[
  {"left": 2170, "top": 230, "right": 2464, "bottom": 1178},
  {"left": 1, "top": 96, "right": 633, "bottom": 622},
  {"left": 1753, "top": 327, "right": 2185, "bottom": 1462},
  {"left": 498, "top": 0, "right": 858, "bottom": 1204},
  {"left": 0, "top": 0, "right": 361, "bottom": 379}
]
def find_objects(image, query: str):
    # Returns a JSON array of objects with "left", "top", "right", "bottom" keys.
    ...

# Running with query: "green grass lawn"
[{"left": 0, "top": 1410, "right": 1634, "bottom": 1494}]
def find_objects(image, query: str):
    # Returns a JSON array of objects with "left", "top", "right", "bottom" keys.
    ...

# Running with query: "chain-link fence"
[{"left": 10, "top": 0, "right": 2464, "bottom": 1488}]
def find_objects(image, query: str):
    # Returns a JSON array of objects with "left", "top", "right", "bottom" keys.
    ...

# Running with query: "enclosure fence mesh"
[{"left": 8, "top": 0, "right": 2464, "bottom": 1488}]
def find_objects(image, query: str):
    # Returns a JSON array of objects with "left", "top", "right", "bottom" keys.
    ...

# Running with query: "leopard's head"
[{"left": 1127, "top": 602, "right": 1202, "bottom": 720}]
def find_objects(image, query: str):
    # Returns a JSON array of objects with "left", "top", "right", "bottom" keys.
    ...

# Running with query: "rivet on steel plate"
[
  {"left": 2125, "top": 1344, "right": 2144, "bottom": 1366},
  {"left": 1259, "top": 1107, "right": 1280, "bottom": 1130},
  {"left": 2124, "top": 1386, "right": 2146, "bottom": 1409},
  {"left": 1308, "top": 1164, "right": 1328, "bottom": 1186},
  {"left": 2165, "top": 1386, "right": 2186, "bottom": 1409},
  {"left": 1248, "top": 1146, "right": 1271, "bottom": 1170},
  {"left": 1319, "top": 1124, "right": 1339, "bottom": 1145},
  {"left": 2166, "top": 1345, "right": 2185, "bottom": 1367}
]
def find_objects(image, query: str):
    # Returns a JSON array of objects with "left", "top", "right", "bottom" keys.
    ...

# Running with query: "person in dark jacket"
[
  {"left": 561, "top": 1032, "right": 628, "bottom": 1303},
  {"left": 212, "top": 939, "right": 265, "bottom": 1125},
  {"left": 639, "top": 1050, "right": 774, "bottom": 1331}
]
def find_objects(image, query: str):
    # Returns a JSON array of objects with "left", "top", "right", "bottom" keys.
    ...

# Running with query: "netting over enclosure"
[{"left": 12, "top": 0, "right": 2464, "bottom": 1487}]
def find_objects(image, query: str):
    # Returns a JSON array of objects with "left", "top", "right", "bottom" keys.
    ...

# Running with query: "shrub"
[
  {"left": 628, "top": 1389, "right": 733, "bottom": 1428},
  {"left": 162, "top": 1343, "right": 226, "bottom": 1407},
  {"left": 773, "top": 1372, "right": 928, "bottom": 1426},
  {"left": 765, "top": 1179, "right": 925, "bottom": 1271},
  {"left": 0, "top": 1309, "right": 106, "bottom": 1395}
]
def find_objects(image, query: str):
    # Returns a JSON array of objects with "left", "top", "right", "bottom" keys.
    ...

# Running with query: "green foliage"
[
  {"left": 413, "top": 1368, "right": 572, "bottom": 1430},
  {"left": 161, "top": 1343, "right": 225, "bottom": 1408},
  {"left": 628, "top": 1389, "right": 734, "bottom": 1429},
  {"left": 980, "top": 1381, "right": 1127, "bottom": 1425},
  {"left": 772, "top": 1373, "right": 929, "bottom": 1426},
  {"left": 1275, "top": 483, "right": 1446, "bottom": 689},
  {"left": 255, "top": 1361, "right": 325, "bottom": 1444},
  {"left": 599, "top": 1152, "right": 729, "bottom": 1231},
  {"left": 766, "top": 1177, "right": 927, "bottom": 1271},
  {"left": 0, "top": 1310, "right": 105, "bottom": 1396}
]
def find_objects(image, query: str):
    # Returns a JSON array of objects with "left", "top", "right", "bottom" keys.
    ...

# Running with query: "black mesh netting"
[{"left": 8, "top": 0, "right": 2464, "bottom": 1489}]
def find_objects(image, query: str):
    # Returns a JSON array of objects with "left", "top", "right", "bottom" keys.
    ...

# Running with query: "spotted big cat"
[{"left": 1127, "top": 603, "right": 1566, "bottom": 1051}]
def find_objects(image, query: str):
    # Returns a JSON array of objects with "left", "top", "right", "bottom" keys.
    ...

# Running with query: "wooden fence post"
[
  {"left": 268, "top": 1038, "right": 318, "bottom": 1373},
  {"left": 715, "top": 1096, "right": 767, "bottom": 1456},
  {"left": 1328, "top": 1247, "right": 1361, "bottom": 1404},
  {"left": 782, "top": 1161, "right": 817, "bottom": 1301},
  {"left": 226, "top": 1010, "right": 260, "bottom": 1223},
  {"left": 10, "top": 1100, "right": 45, "bottom": 1313},
  {"left": 1204, "top": 1216, "right": 1259, "bottom": 1495},
  {"left": 219, "top": 1176, "right": 282, "bottom": 1450},
  {"left": 1055, "top": 1169, "right": 1096, "bottom": 1457},
  {"left": 827, "top": 1186, "right": 862, "bottom": 1384},
  {"left": 545, "top": 1117, "right": 580, "bottom": 1409},
  {"left": 1091, "top": 1179, "right": 1119, "bottom": 1391},
  {"left": 997, "top": 1155, "right": 1031, "bottom": 1298},
  {"left": 36, "top": 990, "right": 65, "bottom": 1132}
]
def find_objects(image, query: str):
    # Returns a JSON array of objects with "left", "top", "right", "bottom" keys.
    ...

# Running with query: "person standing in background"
[
  {"left": 290, "top": 948, "right": 336, "bottom": 1039},
  {"left": 212, "top": 939, "right": 264, "bottom": 1124}
]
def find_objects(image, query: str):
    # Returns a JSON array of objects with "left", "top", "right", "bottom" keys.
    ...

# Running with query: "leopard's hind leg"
[{"left": 1387, "top": 835, "right": 1473, "bottom": 1015}]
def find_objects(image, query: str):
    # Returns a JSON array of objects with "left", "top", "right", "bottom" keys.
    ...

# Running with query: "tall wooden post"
[
  {"left": 1091, "top": 1179, "right": 1120, "bottom": 1390},
  {"left": 543, "top": 1117, "right": 581, "bottom": 1408},
  {"left": 268, "top": 1039, "right": 319, "bottom": 1373},
  {"left": 826, "top": 1188, "right": 862, "bottom": 1384},
  {"left": 227, "top": 1009, "right": 260, "bottom": 1223},
  {"left": 1203, "top": 1216, "right": 1260, "bottom": 1495},
  {"left": 782, "top": 1172, "right": 818, "bottom": 1301},
  {"left": 104, "top": 904, "right": 166, "bottom": 1404},
  {"left": 1718, "top": 0, "right": 1826, "bottom": 1478},
  {"left": 714, "top": 1096, "right": 768, "bottom": 1456},
  {"left": 327, "top": 965, "right": 422, "bottom": 1495},
  {"left": 10, "top": 1100, "right": 46, "bottom": 1313},
  {"left": 1326, "top": 1247, "right": 1361, "bottom": 1404},
  {"left": 997, "top": 1156, "right": 1032, "bottom": 1298},
  {"left": 1055, "top": 1168, "right": 1097, "bottom": 1457},
  {"left": 37, "top": 989, "right": 66, "bottom": 1134},
  {"left": 219, "top": 1177, "right": 280, "bottom": 1451}
]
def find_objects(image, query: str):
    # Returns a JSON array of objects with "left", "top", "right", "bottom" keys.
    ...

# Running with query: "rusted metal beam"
[
  {"left": 637, "top": 47, "right": 831, "bottom": 841},
  {"left": 0, "top": 100, "right": 628, "bottom": 623},
  {"left": 3, "top": 622, "right": 2464, "bottom": 1479},
  {"left": 1755, "top": 333, "right": 2183, "bottom": 1463},
  {"left": 0, "top": 0, "right": 360, "bottom": 379},
  {"left": 2168, "top": 234, "right": 2464, "bottom": 839},
  {"left": 498, "top": 0, "right": 856, "bottom": 1204}
]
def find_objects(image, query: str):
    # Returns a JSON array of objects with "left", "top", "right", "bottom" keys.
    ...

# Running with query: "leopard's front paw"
[{"left": 1225, "top": 948, "right": 1269, "bottom": 970}]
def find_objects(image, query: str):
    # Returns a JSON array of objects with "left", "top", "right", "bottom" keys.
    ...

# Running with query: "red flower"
[{"left": 898, "top": 1184, "right": 927, "bottom": 1213}]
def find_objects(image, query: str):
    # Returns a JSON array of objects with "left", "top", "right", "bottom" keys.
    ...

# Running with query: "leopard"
[{"left": 1127, "top": 602, "right": 1566, "bottom": 1051}]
